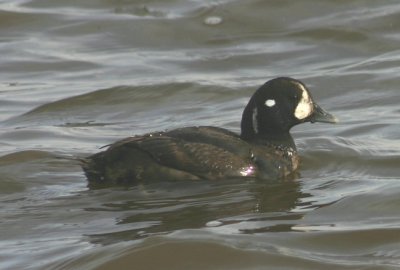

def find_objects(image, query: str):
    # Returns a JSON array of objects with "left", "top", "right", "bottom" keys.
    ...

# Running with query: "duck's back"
[{"left": 82, "top": 126, "right": 296, "bottom": 186}]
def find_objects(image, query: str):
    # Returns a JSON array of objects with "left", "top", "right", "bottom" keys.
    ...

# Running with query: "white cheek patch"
[
  {"left": 252, "top": 107, "right": 258, "bottom": 134},
  {"left": 265, "top": 99, "right": 276, "bottom": 107},
  {"left": 294, "top": 85, "right": 313, "bottom": 120}
]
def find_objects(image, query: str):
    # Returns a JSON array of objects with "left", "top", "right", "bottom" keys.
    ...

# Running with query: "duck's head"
[{"left": 241, "top": 77, "right": 338, "bottom": 141}]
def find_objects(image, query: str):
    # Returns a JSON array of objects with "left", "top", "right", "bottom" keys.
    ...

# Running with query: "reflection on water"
[
  {"left": 86, "top": 178, "right": 305, "bottom": 245},
  {"left": 1, "top": 0, "right": 400, "bottom": 269}
]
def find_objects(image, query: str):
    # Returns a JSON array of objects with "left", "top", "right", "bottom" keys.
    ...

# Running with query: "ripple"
[
  {"left": 1, "top": 1, "right": 400, "bottom": 269},
  {"left": 204, "top": 16, "right": 223, "bottom": 25}
]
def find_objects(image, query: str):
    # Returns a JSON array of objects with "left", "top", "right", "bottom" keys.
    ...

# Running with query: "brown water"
[{"left": 1, "top": 0, "right": 400, "bottom": 269}]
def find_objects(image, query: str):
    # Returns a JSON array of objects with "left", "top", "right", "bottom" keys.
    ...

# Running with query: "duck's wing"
[
  {"left": 112, "top": 134, "right": 253, "bottom": 177},
  {"left": 165, "top": 126, "right": 250, "bottom": 156},
  {"left": 83, "top": 135, "right": 202, "bottom": 185}
]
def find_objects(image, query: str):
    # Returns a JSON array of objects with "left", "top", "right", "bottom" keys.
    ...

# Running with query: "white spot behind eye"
[
  {"left": 252, "top": 107, "right": 258, "bottom": 134},
  {"left": 265, "top": 99, "right": 276, "bottom": 107},
  {"left": 294, "top": 85, "right": 313, "bottom": 120}
]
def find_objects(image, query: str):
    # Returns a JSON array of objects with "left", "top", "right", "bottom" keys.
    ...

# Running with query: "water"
[{"left": 1, "top": 0, "right": 400, "bottom": 269}]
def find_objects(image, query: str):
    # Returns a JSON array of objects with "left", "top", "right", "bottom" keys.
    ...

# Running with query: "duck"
[{"left": 82, "top": 77, "right": 337, "bottom": 186}]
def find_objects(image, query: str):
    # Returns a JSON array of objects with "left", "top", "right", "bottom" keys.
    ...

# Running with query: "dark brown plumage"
[{"left": 82, "top": 77, "right": 337, "bottom": 187}]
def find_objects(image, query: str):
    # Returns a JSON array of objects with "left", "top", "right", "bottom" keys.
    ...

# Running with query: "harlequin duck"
[{"left": 82, "top": 77, "right": 337, "bottom": 186}]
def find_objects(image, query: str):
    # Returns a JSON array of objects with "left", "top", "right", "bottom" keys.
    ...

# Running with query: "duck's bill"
[{"left": 310, "top": 103, "right": 338, "bottom": 124}]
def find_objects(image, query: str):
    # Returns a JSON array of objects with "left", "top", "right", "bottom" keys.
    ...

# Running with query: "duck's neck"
[
  {"left": 241, "top": 131, "right": 296, "bottom": 150},
  {"left": 240, "top": 100, "right": 296, "bottom": 150}
]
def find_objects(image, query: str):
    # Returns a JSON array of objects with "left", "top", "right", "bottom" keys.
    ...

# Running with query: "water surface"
[{"left": 0, "top": 0, "right": 400, "bottom": 269}]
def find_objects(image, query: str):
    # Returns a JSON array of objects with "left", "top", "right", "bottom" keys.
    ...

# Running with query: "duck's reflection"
[{"left": 86, "top": 176, "right": 310, "bottom": 245}]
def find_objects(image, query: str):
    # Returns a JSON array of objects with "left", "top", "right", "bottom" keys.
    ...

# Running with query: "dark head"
[{"left": 241, "top": 77, "right": 337, "bottom": 142}]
